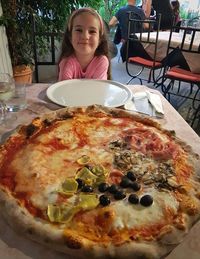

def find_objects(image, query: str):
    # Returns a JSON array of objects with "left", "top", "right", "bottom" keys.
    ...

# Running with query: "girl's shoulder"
[
  {"left": 93, "top": 55, "right": 109, "bottom": 63},
  {"left": 59, "top": 55, "right": 79, "bottom": 69},
  {"left": 60, "top": 55, "right": 77, "bottom": 64}
]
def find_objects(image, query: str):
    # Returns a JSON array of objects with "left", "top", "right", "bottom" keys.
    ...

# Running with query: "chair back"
[
  {"left": 126, "top": 13, "right": 161, "bottom": 64},
  {"left": 166, "top": 24, "right": 200, "bottom": 56}
]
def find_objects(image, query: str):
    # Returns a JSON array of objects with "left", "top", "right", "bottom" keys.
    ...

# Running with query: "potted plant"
[{"left": 0, "top": 1, "right": 34, "bottom": 83}]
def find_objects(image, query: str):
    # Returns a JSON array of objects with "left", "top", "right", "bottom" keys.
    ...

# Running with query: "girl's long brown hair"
[{"left": 58, "top": 8, "right": 111, "bottom": 80}]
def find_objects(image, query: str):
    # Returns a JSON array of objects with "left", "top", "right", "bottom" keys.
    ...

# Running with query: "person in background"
[
  {"left": 109, "top": 0, "right": 146, "bottom": 42},
  {"left": 171, "top": 0, "right": 181, "bottom": 25},
  {"left": 109, "top": 0, "right": 150, "bottom": 62},
  {"left": 142, "top": 0, "right": 173, "bottom": 30},
  {"left": 58, "top": 7, "right": 111, "bottom": 81}
]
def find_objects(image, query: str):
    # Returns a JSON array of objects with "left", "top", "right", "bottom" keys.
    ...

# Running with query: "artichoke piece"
[
  {"left": 94, "top": 175, "right": 107, "bottom": 186},
  {"left": 76, "top": 167, "right": 97, "bottom": 185},
  {"left": 59, "top": 206, "right": 80, "bottom": 223},
  {"left": 58, "top": 178, "right": 78, "bottom": 195},
  {"left": 78, "top": 194, "right": 99, "bottom": 210},
  {"left": 47, "top": 204, "right": 60, "bottom": 222},
  {"left": 77, "top": 155, "right": 90, "bottom": 165},
  {"left": 92, "top": 164, "right": 107, "bottom": 176},
  {"left": 47, "top": 204, "right": 79, "bottom": 223}
]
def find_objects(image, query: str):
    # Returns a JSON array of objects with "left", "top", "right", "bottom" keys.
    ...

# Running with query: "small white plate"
[{"left": 46, "top": 79, "right": 132, "bottom": 107}]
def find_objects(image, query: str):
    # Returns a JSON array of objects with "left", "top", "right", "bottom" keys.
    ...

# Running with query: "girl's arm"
[{"left": 58, "top": 58, "right": 74, "bottom": 81}]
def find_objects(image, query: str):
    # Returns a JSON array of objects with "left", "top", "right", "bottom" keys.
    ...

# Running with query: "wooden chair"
[
  {"left": 125, "top": 13, "right": 162, "bottom": 85},
  {"left": 160, "top": 24, "right": 200, "bottom": 127}
]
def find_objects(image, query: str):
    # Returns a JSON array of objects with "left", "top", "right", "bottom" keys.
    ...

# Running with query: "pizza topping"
[
  {"left": 75, "top": 163, "right": 108, "bottom": 188},
  {"left": 59, "top": 178, "right": 78, "bottom": 195},
  {"left": 76, "top": 178, "right": 85, "bottom": 189},
  {"left": 99, "top": 194, "right": 111, "bottom": 206},
  {"left": 108, "top": 184, "right": 119, "bottom": 194},
  {"left": 128, "top": 194, "right": 139, "bottom": 204},
  {"left": 119, "top": 176, "right": 132, "bottom": 188},
  {"left": 126, "top": 171, "right": 137, "bottom": 181},
  {"left": 47, "top": 204, "right": 79, "bottom": 223},
  {"left": 81, "top": 185, "right": 93, "bottom": 193},
  {"left": 114, "top": 150, "right": 135, "bottom": 170},
  {"left": 114, "top": 190, "right": 126, "bottom": 200},
  {"left": 131, "top": 182, "right": 141, "bottom": 192},
  {"left": 140, "top": 194, "right": 154, "bottom": 207},
  {"left": 98, "top": 182, "right": 109, "bottom": 192},
  {"left": 77, "top": 155, "right": 90, "bottom": 165},
  {"left": 47, "top": 193, "right": 99, "bottom": 223},
  {"left": 78, "top": 193, "right": 99, "bottom": 210}
]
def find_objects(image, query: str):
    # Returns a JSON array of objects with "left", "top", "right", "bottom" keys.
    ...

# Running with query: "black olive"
[
  {"left": 76, "top": 178, "right": 85, "bottom": 189},
  {"left": 131, "top": 182, "right": 141, "bottom": 192},
  {"left": 108, "top": 184, "right": 119, "bottom": 194},
  {"left": 119, "top": 176, "right": 132, "bottom": 188},
  {"left": 98, "top": 182, "right": 109, "bottom": 193},
  {"left": 99, "top": 195, "right": 111, "bottom": 206},
  {"left": 81, "top": 185, "right": 93, "bottom": 192},
  {"left": 114, "top": 190, "right": 126, "bottom": 200},
  {"left": 140, "top": 194, "right": 153, "bottom": 207},
  {"left": 126, "top": 171, "right": 137, "bottom": 181},
  {"left": 128, "top": 194, "right": 139, "bottom": 204}
]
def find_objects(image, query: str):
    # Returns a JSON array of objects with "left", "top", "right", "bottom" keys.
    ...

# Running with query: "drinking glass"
[{"left": 0, "top": 73, "right": 15, "bottom": 125}]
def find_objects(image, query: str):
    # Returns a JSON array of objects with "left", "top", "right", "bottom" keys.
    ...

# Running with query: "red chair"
[
  {"left": 125, "top": 13, "right": 163, "bottom": 85},
  {"left": 160, "top": 24, "right": 200, "bottom": 127}
]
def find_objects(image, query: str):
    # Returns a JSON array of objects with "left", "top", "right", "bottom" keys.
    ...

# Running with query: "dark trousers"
[{"left": 120, "top": 40, "right": 153, "bottom": 62}]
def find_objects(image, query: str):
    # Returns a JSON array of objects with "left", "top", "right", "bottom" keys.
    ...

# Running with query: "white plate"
[{"left": 46, "top": 79, "right": 132, "bottom": 107}]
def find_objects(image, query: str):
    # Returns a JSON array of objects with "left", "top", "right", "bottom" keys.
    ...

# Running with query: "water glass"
[
  {"left": 0, "top": 73, "right": 15, "bottom": 123},
  {"left": 6, "top": 83, "right": 27, "bottom": 112}
]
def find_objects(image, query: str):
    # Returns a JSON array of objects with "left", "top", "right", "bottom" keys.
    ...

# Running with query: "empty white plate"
[{"left": 46, "top": 79, "right": 132, "bottom": 107}]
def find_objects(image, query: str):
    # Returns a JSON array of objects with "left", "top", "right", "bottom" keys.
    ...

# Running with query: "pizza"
[{"left": 0, "top": 105, "right": 200, "bottom": 259}]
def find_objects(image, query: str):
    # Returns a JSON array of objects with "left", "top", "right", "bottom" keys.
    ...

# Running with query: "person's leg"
[{"left": 120, "top": 40, "right": 153, "bottom": 62}]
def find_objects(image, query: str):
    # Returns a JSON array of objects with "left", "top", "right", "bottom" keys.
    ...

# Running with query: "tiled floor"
[{"left": 110, "top": 51, "right": 200, "bottom": 136}]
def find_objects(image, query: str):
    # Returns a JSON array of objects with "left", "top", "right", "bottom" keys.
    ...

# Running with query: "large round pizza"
[{"left": 0, "top": 105, "right": 200, "bottom": 259}]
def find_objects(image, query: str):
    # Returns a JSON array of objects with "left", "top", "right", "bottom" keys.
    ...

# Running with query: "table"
[
  {"left": 0, "top": 83, "right": 200, "bottom": 259},
  {"left": 141, "top": 31, "right": 200, "bottom": 73}
]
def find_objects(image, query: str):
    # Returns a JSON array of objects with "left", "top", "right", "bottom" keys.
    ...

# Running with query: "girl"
[{"left": 58, "top": 8, "right": 111, "bottom": 81}]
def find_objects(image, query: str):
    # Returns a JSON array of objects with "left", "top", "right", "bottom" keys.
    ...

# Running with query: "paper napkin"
[{"left": 124, "top": 91, "right": 164, "bottom": 118}]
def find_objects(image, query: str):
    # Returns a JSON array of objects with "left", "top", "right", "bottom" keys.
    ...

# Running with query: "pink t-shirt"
[{"left": 58, "top": 55, "right": 109, "bottom": 81}]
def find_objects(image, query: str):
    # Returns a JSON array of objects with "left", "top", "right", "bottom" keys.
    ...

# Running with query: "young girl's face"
[{"left": 71, "top": 12, "right": 101, "bottom": 58}]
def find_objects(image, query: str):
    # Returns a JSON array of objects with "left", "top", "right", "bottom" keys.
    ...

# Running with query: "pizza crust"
[{"left": 0, "top": 105, "right": 200, "bottom": 259}]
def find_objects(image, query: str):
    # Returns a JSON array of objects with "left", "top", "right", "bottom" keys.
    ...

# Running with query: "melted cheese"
[
  {"left": 112, "top": 189, "right": 179, "bottom": 229},
  {"left": 37, "top": 121, "right": 79, "bottom": 147}
]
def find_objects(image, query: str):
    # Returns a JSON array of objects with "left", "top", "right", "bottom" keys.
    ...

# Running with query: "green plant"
[{"left": 0, "top": 1, "right": 34, "bottom": 67}]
